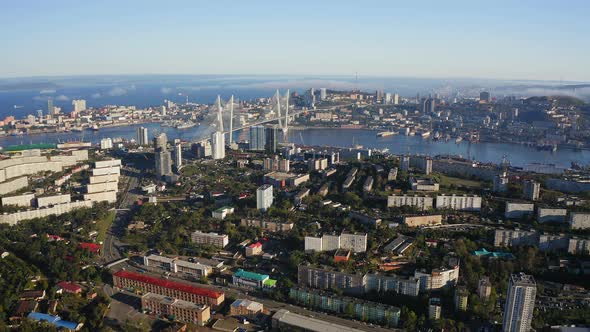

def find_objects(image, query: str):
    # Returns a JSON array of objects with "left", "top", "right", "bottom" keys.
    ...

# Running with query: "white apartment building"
[
  {"left": 435, "top": 195, "right": 481, "bottom": 211},
  {"left": 191, "top": 231, "right": 229, "bottom": 248},
  {"left": 387, "top": 195, "right": 434, "bottom": 210}
]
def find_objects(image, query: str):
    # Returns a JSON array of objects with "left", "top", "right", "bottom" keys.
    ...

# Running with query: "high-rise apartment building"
[
  {"left": 71, "top": 99, "right": 87, "bottom": 113},
  {"left": 523, "top": 180, "right": 540, "bottom": 201},
  {"left": 137, "top": 127, "right": 149, "bottom": 146},
  {"left": 480, "top": 91, "right": 491, "bottom": 103},
  {"left": 173, "top": 143, "right": 182, "bottom": 169},
  {"left": 249, "top": 125, "right": 266, "bottom": 151},
  {"left": 155, "top": 150, "right": 172, "bottom": 177},
  {"left": 502, "top": 273, "right": 536, "bottom": 332},
  {"left": 211, "top": 131, "right": 225, "bottom": 160},
  {"left": 47, "top": 98, "right": 55, "bottom": 115},
  {"left": 400, "top": 155, "right": 410, "bottom": 171},
  {"left": 154, "top": 133, "right": 168, "bottom": 151},
  {"left": 319, "top": 88, "right": 327, "bottom": 101},
  {"left": 256, "top": 184, "right": 274, "bottom": 212},
  {"left": 265, "top": 125, "right": 278, "bottom": 153},
  {"left": 423, "top": 98, "right": 436, "bottom": 114}
]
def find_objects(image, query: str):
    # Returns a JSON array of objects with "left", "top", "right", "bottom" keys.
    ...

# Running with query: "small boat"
[
  {"left": 421, "top": 131, "right": 431, "bottom": 138},
  {"left": 455, "top": 137, "right": 463, "bottom": 143}
]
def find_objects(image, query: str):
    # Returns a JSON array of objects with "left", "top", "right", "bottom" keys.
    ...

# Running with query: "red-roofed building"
[
  {"left": 56, "top": 281, "right": 82, "bottom": 294},
  {"left": 78, "top": 242, "right": 101, "bottom": 254},
  {"left": 245, "top": 242, "right": 263, "bottom": 257},
  {"left": 334, "top": 249, "right": 351, "bottom": 263},
  {"left": 113, "top": 270, "right": 225, "bottom": 307}
]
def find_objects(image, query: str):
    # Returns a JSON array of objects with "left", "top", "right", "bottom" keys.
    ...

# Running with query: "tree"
[{"left": 401, "top": 307, "right": 418, "bottom": 332}]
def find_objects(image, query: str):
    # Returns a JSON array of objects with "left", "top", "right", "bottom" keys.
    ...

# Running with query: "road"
[{"left": 101, "top": 166, "right": 141, "bottom": 264}]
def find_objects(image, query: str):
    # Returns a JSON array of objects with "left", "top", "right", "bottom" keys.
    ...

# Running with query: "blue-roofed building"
[
  {"left": 473, "top": 248, "right": 515, "bottom": 259},
  {"left": 27, "top": 312, "right": 82, "bottom": 331}
]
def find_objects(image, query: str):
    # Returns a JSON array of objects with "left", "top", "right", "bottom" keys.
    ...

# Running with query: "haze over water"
[{"left": 1, "top": 122, "right": 586, "bottom": 169}]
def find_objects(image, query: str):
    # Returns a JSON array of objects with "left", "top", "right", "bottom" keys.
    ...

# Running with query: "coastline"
[
  {"left": 288, "top": 126, "right": 590, "bottom": 152},
  {"left": 0, "top": 119, "right": 162, "bottom": 140}
]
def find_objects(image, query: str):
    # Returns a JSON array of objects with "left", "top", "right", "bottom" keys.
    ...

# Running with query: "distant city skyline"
[{"left": 1, "top": 1, "right": 589, "bottom": 81}]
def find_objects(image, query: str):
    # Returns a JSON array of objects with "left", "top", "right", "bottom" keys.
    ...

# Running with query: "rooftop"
[
  {"left": 233, "top": 269, "right": 269, "bottom": 281},
  {"left": 27, "top": 312, "right": 80, "bottom": 330},
  {"left": 264, "top": 171, "right": 294, "bottom": 181},
  {"left": 57, "top": 281, "right": 82, "bottom": 292},
  {"left": 230, "top": 299, "right": 263, "bottom": 312},
  {"left": 142, "top": 292, "right": 208, "bottom": 311},
  {"left": 78, "top": 242, "right": 101, "bottom": 253},
  {"left": 511, "top": 272, "right": 536, "bottom": 286},
  {"left": 473, "top": 248, "right": 515, "bottom": 259},
  {"left": 113, "top": 270, "right": 223, "bottom": 299},
  {"left": 273, "top": 309, "right": 365, "bottom": 332}
]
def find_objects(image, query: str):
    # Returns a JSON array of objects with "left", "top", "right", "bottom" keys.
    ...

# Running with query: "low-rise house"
[{"left": 56, "top": 281, "right": 82, "bottom": 295}]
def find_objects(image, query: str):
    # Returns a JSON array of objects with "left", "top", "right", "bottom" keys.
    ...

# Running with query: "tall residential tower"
[{"left": 502, "top": 273, "right": 536, "bottom": 332}]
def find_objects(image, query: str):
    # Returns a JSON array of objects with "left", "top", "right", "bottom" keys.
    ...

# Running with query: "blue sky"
[{"left": 1, "top": 0, "right": 589, "bottom": 81}]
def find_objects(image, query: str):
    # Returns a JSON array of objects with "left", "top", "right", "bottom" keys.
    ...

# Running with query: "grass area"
[
  {"left": 95, "top": 210, "right": 116, "bottom": 243},
  {"left": 436, "top": 174, "right": 483, "bottom": 189}
]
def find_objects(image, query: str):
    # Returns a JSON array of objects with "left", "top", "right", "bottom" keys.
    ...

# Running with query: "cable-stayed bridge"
[
  {"left": 191, "top": 90, "right": 349, "bottom": 144},
  {"left": 193, "top": 90, "right": 298, "bottom": 143}
]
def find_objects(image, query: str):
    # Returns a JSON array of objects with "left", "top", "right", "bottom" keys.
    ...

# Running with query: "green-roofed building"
[
  {"left": 1, "top": 143, "right": 57, "bottom": 152},
  {"left": 263, "top": 279, "right": 277, "bottom": 288},
  {"left": 232, "top": 269, "right": 275, "bottom": 289}
]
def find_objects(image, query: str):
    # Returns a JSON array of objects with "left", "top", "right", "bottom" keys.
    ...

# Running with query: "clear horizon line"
[{"left": 0, "top": 72, "right": 589, "bottom": 85}]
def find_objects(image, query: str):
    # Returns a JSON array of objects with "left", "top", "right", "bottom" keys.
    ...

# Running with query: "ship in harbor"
[
  {"left": 376, "top": 131, "right": 396, "bottom": 138},
  {"left": 455, "top": 136, "right": 463, "bottom": 144},
  {"left": 536, "top": 143, "right": 557, "bottom": 152},
  {"left": 176, "top": 121, "right": 198, "bottom": 129}
]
